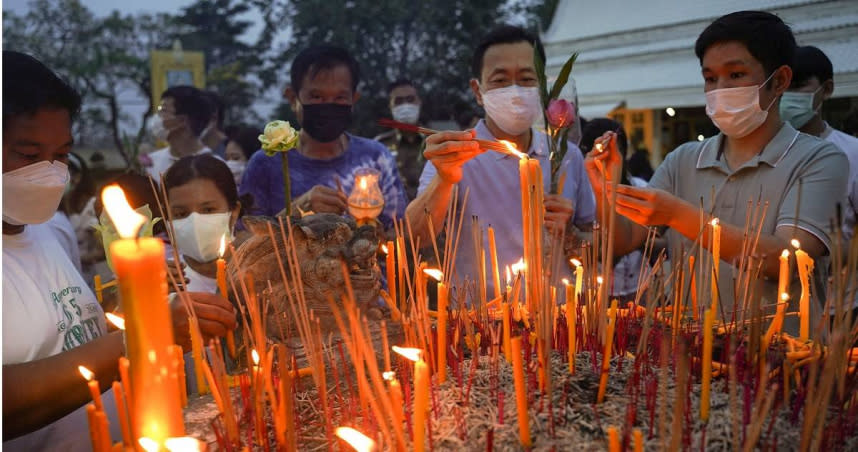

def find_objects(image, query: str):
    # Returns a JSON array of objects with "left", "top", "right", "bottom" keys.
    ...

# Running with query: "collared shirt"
[
  {"left": 240, "top": 134, "right": 407, "bottom": 230},
  {"left": 821, "top": 122, "right": 858, "bottom": 241},
  {"left": 145, "top": 146, "right": 216, "bottom": 182},
  {"left": 649, "top": 123, "right": 848, "bottom": 336},
  {"left": 374, "top": 130, "right": 425, "bottom": 200},
  {"left": 418, "top": 120, "right": 595, "bottom": 298}
]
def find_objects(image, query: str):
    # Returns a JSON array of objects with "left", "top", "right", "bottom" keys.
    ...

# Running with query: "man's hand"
[
  {"left": 423, "top": 130, "right": 483, "bottom": 185},
  {"left": 544, "top": 194, "right": 574, "bottom": 236},
  {"left": 294, "top": 185, "right": 348, "bottom": 214},
  {"left": 172, "top": 291, "right": 237, "bottom": 352},
  {"left": 611, "top": 184, "right": 690, "bottom": 228},
  {"left": 584, "top": 131, "right": 624, "bottom": 194}
]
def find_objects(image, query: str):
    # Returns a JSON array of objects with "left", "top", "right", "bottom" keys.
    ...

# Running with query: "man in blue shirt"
[
  {"left": 240, "top": 45, "right": 407, "bottom": 230},
  {"left": 406, "top": 25, "right": 596, "bottom": 296}
]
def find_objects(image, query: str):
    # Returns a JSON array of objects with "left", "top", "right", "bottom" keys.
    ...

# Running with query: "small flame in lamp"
[
  {"left": 423, "top": 268, "right": 443, "bottom": 282},
  {"left": 392, "top": 346, "right": 422, "bottom": 362},
  {"left": 335, "top": 426, "right": 376, "bottom": 452},
  {"left": 791, "top": 239, "right": 801, "bottom": 250},
  {"left": 101, "top": 184, "right": 147, "bottom": 239},
  {"left": 781, "top": 249, "right": 790, "bottom": 259},
  {"left": 218, "top": 234, "right": 227, "bottom": 259},
  {"left": 710, "top": 218, "right": 720, "bottom": 227},
  {"left": 499, "top": 140, "right": 528, "bottom": 159},
  {"left": 781, "top": 292, "right": 790, "bottom": 302},
  {"left": 138, "top": 437, "right": 160, "bottom": 452},
  {"left": 251, "top": 349, "right": 260, "bottom": 366},
  {"left": 105, "top": 312, "right": 126, "bottom": 330},
  {"left": 383, "top": 371, "right": 396, "bottom": 381},
  {"left": 511, "top": 258, "right": 526, "bottom": 275},
  {"left": 165, "top": 436, "right": 205, "bottom": 452},
  {"left": 597, "top": 276, "right": 604, "bottom": 285},
  {"left": 570, "top": 258, "right": 582, "bottom": 268},
  {"left": 381, "top": 244, "right": 389, "bottom": 255},
  {"left": 561, "top": 278, "right": 571, "bottom": 287},
  {"left": 347, "top": 168, "right": 384, "bottom": 224},
  {"left": 78, "top": 365, "right": 95, "bottom": 382}
]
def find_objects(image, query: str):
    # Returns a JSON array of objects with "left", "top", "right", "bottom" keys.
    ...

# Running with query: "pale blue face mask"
[{"left": 779, "top": 86, "right": 822, "bottom": 129}]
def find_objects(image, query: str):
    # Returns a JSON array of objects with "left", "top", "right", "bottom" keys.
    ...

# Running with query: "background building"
[{"left": 543, "top": 0, "right": 858, "bottom": 166}]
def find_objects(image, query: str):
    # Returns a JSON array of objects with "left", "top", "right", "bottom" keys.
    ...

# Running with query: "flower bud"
[{"left": 546, "top": 99, "right": 575, "bottom": 129}]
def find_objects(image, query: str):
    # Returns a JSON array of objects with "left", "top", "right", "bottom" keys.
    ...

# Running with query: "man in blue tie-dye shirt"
[{"left": 240, "top": 45, "right": 407, "bottom": 230}]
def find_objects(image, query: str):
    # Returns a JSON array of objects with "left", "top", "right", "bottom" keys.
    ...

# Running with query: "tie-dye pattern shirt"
[{"left": 240, "top": 134, "right": 407, "bottom": 229}]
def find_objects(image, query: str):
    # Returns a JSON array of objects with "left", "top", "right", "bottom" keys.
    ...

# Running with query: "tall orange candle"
[
  {"left": 437, "top": 280, "right": 448, "bottom": 383},
  {"left": 701, "top": 308, "right": 713, "bottom": 421},
  {"left": 385, "top": 371, "right": 405, "bottom": 432},
  {"left": 502, "top": 302, "right": 512, "bottom": 362},
  {"left": 86, "top": 404, "right": 101, "bottom": 452},
  {"left": 510, "top": 336, "right": 531, "bottom": 447},
  {"left": 78, "top": 366, "right": 103, "bottom": 412},
  {"left": 608, "top": 426, "right": 620, "bottom": 452},
  {"left": 102, "top": 185, "right": 184, "bottom": 445},
  {"left": 488, "top": 227, "right": 501, "bottom": 299},
  {"left": 216, "top": 235, "right": 236, "bottom": 359},
  {"left": 564, "top": 279, "right": 576, "bottom": 374},
  {"left": 597, "top": 300, "right": 618, "bottom": 404},
  {"left": 112, "top": 381, "right": 133, "bottom": 447},
  {"left": 413, "top": 353, "right": 429, "bottom": 452},
  {"left": 710, "top": 218, "right": 721, "bottom": 314},
  {"left": 634, "top": 428, "right": 644, "bottom": 452},
  {"left": 792, "top": 240, "right": 814, "bottom": 340},
  {"left": 384, "top": 241, "right": 396, "bottom": 307}
]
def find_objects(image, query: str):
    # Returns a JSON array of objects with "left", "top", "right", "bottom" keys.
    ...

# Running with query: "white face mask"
[
  {"left": 391, "top": 103, "right": 420, "bottom": 125},
  {"left": 705, "top": 71, "right": 778, "bottom": 138},
  {"left": 3, "top": 161, "right": 69, "bottom": 225},
  {"left": 480, "top": 84, "right": 541, "bottom": 136},
  {"left": 148, "top": 114, "right": 168, "bottom": 142},
  {"left": 225, "top": 160, "right": 246, "bottom": 186},
  {"left": 171, "top": 212, "right": 231, "bottom": 263}
]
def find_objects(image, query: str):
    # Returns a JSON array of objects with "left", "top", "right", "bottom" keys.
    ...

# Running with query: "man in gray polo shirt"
[
  {"left": 406, "top": 25, "right": 595, "bottom": 299},
  {"left": 587, "top": 11, "right": 848, "bottom": 337}
]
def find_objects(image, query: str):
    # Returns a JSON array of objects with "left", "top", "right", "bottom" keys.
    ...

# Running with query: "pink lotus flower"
[{"left": 546, "top": 99, "right": 575, "bottom": 129}]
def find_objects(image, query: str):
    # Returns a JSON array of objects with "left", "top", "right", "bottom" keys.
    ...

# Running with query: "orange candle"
[
  {"left": 413, "top": 353, "right": 429, "bottom": 452},
  {"left": 488, "top": 227, "right": 501, "bottom": 299},
  {"left": 437, "top": 280, "right": 448, "bottom": 383},
  {"left": 385, "top": 371, "right": 405, "bottom": 431},
  {"left": 502, "top": 302, "right": 511, "bottom": 363},
  {"left": 597, "top": 300, "right": 618, "bottom": 404},
  {"left": 95, "top": 410, "right": 111, "bottom": 452},
  {"left": 793, "top": 240, "right": 814, "bottom": 340},
  {"left": 564, "top": 280, "right": 577, "bottom": 374},
  {"left": 701, "top": 308, "right": 713, "bottom": 421},
  {"left": 608, "top": 426, "right": 620, "bottom": 452},
  {"left": 102, "top": 185, "right": 184, "bottom": 445},
  {"left": 634, "top": 428, "right": 644, "bottom": 452},
  {"left": 190, "top": 317, "right": 209, "bottom": 395},
  {"left": 216, "top": 236, "right": 236, "bottom": 359},
  {"left": 384, "top": 241, "right": 396, "bottom": 308},
  {"left": 510, "top": 336, "right": 531, "bottom": 447},
  {"left": 86, "top": 403, "right": 100, "bottom": 451},
  {"left": 78, "top": 366, "right": 103, "bottom": 412},
  {"left": 710, "top": 218, "right": 721, "bottom": 314},
  {"left": 112, "top": 381, "right": 133, "bottom": 447}
]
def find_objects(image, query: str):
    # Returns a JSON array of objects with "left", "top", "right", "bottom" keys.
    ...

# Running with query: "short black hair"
[
  {"left": 201, "top": 90, "right": 226, "bottom": 128},
  {"left": 161, "top": 85, "right": 214, "bottom": 137},
  {"left": 695, "top": 11, "right": 796, "bottom": 77},
  {"left": 790, "top": 45, "right": 834, "bottom": 88},
  {"left": 164, "top": 154, "right": 240, "bottom": 212},
  {"left": 387, "top": 78, "right": 415, "bottom": 95},
  {"left": 2, "top": 50, "right": 81, "bottom": 130},
  {"left": 580, "top": 117, "right": 630, "bottom": 185},
  {"left": 472, "top": 25, "right": 546, "bottom": 79},
  {"left": 227, "top": 125, "right": 263, "bottom": 160},
  {"left": 290, "top": 45, "right": 361, "bottom": 94}
]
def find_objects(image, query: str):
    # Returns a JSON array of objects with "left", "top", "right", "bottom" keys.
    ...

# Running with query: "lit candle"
[
  {"left": 502, "top": 302, "right": 511, "bottom": 363},
  {"left": 701, "top": 308, "right": 713, "bottom": 422},
  {"left": 563, "top": 279, "right": 576, "bottom": 374},
  {"left": 164, "top": 436, "right": 206, "bottom": 451},
  {"left": 792, "top": 240, "right": 814, "bottom": 340},
  {"left": 101, "top": 185, "right": 184, "bottom": 444},
  {"left": 597, "top": 300, "right": 618, "bottom": 404},
  {"left": 710, "top": 218, "right": 721, "bottom": 314},
  {"left": 425, "top": 269, "right": 447, "bottom": 383},
  {"left": 384, "top": 371, "right": 405, "bottom": 432},
  {"left": 488, "top": 227, "right": 501, "bottom": 299},
  {"left": 393, "top": 347, "right": 429, "bottom": 452},
  {"left": 510, "top": 336, "right": 531, "bottom": 448},
  {"left": 571, "top": 259, "right": 584, "bottom": 304},
  {"left": 216, "top": 234, "right": 236, "bottom": 359},
  {"left": 78, "top": 366, "right": 103, "bottom": 413},
  {"left": 335, "top": 426, "right": 377, "bottom": 452},
  {"left": 384, "top": 241, "right": 396, "bottom": 308}
]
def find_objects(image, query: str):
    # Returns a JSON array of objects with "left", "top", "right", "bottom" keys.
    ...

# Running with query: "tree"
[
  {"left": 3, "top": 0, "right": 183, "bottom": 168},
  {"left": 267, "top": 0, "right": 513, "bottom": 136}
]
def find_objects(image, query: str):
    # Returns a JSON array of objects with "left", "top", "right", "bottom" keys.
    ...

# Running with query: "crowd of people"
[{"left": 4, "top": 8, "right": 858, "bottom": 450}]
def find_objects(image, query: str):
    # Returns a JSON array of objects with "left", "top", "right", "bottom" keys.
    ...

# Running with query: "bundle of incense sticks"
[{"left": 377, "top": 118, "right": 526, "bottom": 158}]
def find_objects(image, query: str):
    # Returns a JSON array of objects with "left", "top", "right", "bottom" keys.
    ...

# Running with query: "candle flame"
[
  {"left": 561, "top": 278, "right": 571, "bottom": 286},
  {"left": 105, "top": 312, "right": 126, "bottom": 330},
  {"left": 138, "top": 437, "right": 159, "bottom": 452},
  {"left": 165, "top": 437, "right": 203, "bottom": 451},
  {"left": 710, "top": 218, "right": 720, "bottom": 227},
  {"left": 595, "top": 142, "right": 604, "bottom": 152},
  {"left": 570, "top": 258, "right": 582, "bottom": 268},
  {"left": 78, "top": 365, "right": 94, "bottom": 382},
  {"left": 392, "top": 345, "right": 422, "bottom": 362},
  {"left": 505, "top": 265, "right": 512, "bottom": 283},
  {"left": 511, "top": 258, "right": 526, "bottom": 275},
  {"left": 499, "top": 140, "right": 528, "bottom": 159},
  {"left": 791, "top": 239, "right": 801, "bottom": 250},
  {"left": 251, "top": 349, "right": 260, "bottom": 366},
  {"left": 781, "top": 249, "right": 790, "bottom": 258},
  {"left": 381, "top": 244, "right": 389, "bottom": 255},
  {"left": 383, "top": 371, "right": 396, "bottom": 381},
  {"left": 781, "top": 292, "right": 790, "bottom": 301},
  {"left": 597, "top": 276, "right": 604, "bottom": 285},
  {"left": 335, "top": 426, "right": 376, "bottom": 452},
  {"left": 218, "top": 234, "right": 227, "bottom": 258},
  {"left": 101, "top": 184, "right": 147, "bottom": 239},
  {"left": 423, "top": 268, "right": 443, "bottom": 281}
]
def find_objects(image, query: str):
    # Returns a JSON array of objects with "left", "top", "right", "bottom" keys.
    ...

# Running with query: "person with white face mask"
[
  {"left": 144, "top": 85, "right": 223, "bottom": 184},
  {"left": 1, "top": 51, "right": 236, "bottom": 450},
  {"left": 405, "top": 25, "right": 596, "bottom": 299},
  {"left": 585, "top": 12, "right": 848, "bottom": 337},
  {"left": 374, "top": 79, "right": 426, "bottom": 200},
  {"left": 164, "top": 154, "right": 243, "bottom": 294},
  {"left": 223, "top": 125, "right": 262, "bottom": 189}
]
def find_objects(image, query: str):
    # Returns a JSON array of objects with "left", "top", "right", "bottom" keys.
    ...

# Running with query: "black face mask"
[{"left": 300, "top": 103, "right": 353, "bottom": 142}]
